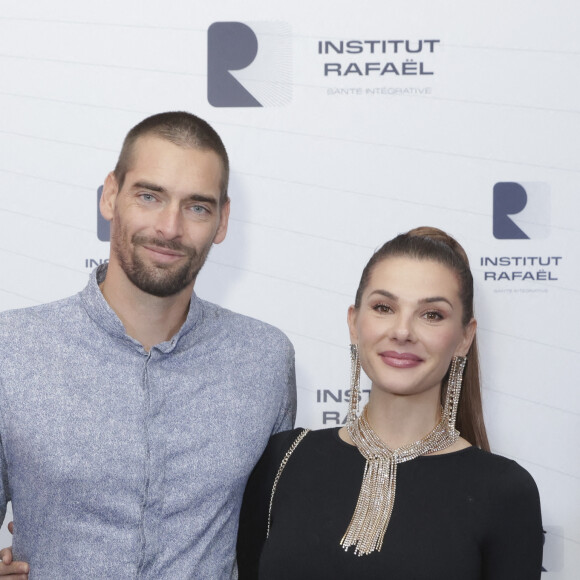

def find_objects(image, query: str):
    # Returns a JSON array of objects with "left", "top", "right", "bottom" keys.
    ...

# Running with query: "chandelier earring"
[
  {"left": 442, "top": 355, "right": 467, "bottom": 433},
  {"left": 347, "top": 344, "right": 361, "bottom": 425}
]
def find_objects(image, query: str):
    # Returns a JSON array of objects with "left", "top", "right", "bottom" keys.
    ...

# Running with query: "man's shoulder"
[
  {"left": 197, "top": 297, "right": 292, "bottom": 349},
  {"left": 0, "top": 294, "right": 81, "bottom": 335}
]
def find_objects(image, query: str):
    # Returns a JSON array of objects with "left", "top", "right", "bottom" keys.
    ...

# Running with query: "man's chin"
[
  {"left": 135, "top": 281, "right": 191, "bottom": 298},
  {"left": 128, "top": 267, "right": 198, "bottom": 298}
]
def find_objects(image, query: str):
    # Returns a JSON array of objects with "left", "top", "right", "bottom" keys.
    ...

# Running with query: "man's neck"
[{"left": 100, "top": 261, "right": 193, "bottom": 352}]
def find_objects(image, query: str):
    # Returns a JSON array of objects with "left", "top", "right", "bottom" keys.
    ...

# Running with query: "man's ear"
[
  {"left": 100, "top": 172, "right": 119, "bottom": 222},
  {"left": 213, "top": 198, "right": 230, "bottom": 245}
]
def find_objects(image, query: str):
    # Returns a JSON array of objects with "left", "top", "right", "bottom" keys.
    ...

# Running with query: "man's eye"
[
  {"left": 140, "top": 193, "right": 156, "bottom": 202},
  {"left": 191, "top": 205, "right": 208, "bottom": 214}
]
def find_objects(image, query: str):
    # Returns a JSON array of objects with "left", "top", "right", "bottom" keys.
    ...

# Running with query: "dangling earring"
[
  {"left": 443, "top": 355, "right": 467, "bottom": 433},
  {"left": 347, "top": 344, "right": 361, "bottom": 425}
]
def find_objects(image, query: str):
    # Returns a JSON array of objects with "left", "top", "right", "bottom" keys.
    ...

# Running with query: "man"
[{"left": 0, "top": 112, "right": 296, "bottom": 578}]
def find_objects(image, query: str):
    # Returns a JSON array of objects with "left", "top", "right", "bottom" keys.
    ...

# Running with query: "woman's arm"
[
  {"left": 482, "top": 462, "right": 543, "bottom": 579},
  {"left": 237, "top": 429, "right": 304, "bottom": 580}
]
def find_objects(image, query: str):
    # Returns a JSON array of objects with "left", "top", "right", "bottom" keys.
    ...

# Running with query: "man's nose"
[{"left": 155, "top": 205, "right": 183, "bottom": 239}]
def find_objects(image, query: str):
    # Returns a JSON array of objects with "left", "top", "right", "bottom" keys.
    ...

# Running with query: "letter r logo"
[
  {"left": 97, "top": 186, "right": 110, "bottom": 242},
  {"left": 208, "top": 22, "right": 261, "bottom": 107},
  {"left": 207, "top": 22, "right": 292, "bottom": 108},
  {"left": 493, "top": 182, "right": 550, "bottom": 240}
]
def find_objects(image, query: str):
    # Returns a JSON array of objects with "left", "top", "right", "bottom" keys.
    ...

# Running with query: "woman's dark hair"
[{"left": 354, "top": 226, "right": 490, "bottom": 451}]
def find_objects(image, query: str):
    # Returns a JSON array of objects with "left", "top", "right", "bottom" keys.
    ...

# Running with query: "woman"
[{"left": 237, "top": 227, "right": 543, "bottom": 579}]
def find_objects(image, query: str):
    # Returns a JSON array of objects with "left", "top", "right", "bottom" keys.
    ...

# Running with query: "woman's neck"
[
  {"left": 364, "top": 388, "right": 442, "bottom": 449},
  {"left": 340, "top": 384, "right": 472, "bottom": 454}
]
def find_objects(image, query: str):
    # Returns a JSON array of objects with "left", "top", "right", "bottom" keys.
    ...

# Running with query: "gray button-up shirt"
[{"left": 0, "top": 265, "right": 296, "bottom": 578}]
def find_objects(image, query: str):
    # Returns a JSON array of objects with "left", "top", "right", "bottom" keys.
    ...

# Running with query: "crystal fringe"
[
  {"left": 347, "top": 344, "right": 361, "bottom": 425},
  {"left": 341, "top": 355, "right": 467, "bottom": 556}
]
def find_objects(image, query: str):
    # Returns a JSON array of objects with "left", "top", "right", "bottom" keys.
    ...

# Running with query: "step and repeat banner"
[{"left": 1, "top": 1, "right": 579, "bottom": 576}]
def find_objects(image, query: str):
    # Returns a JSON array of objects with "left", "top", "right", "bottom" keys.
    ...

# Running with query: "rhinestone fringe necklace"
[{"left": 341, "top": 403, "right": 460, "bottom": 556}]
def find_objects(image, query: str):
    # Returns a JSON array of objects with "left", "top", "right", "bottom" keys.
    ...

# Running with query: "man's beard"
[{"left": 114, "top": 232, "right": 212, "bottom": 298}]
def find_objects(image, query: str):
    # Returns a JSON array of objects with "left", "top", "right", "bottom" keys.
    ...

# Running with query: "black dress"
[{"left": 237, "top": 427, "right": 543, "bottom": 579}]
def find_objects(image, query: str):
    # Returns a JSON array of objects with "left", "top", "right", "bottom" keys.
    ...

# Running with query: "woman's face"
[{"left": 348, "top": 256, "right": 476, "bottom": 400}]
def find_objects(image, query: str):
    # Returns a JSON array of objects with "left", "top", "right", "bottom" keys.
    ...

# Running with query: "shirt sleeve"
[
  {"left": 0, "top": 412, "right": 10, "bottom": 528},
  {"left": 482, "top": 461, "right": 544, "bottom": 579},
  {"left": 271, "top": 342, "right": 297, "bottom": 434}
]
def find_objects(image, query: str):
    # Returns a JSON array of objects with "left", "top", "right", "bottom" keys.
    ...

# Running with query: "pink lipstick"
[{"left": 379, "top": 351, "right": 423, "bottom": 369}]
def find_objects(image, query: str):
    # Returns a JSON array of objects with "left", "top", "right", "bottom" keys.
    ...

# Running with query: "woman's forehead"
[{"left": 366, "top": 257, "right": 461, "bottom": 297}]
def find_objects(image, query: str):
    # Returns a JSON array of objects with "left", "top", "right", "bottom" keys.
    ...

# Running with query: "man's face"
[{"left": 101, "top": 135, "right": 229, "bottom": 297}]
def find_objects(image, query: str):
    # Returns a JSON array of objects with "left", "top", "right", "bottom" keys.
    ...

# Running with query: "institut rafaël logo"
[
  {"left": 493, "top": 182, "right": 550, "bottom": 240},
  {"left": 482, "top": 182, "right": 560, "bottom": 288},
  {"left": 207, "top": 21, "right": 292, "bottom": 107},
  {"left": 96, "top": 185, "right": 110, "bottom": 242},
  {"left": 84, "top": 186, "right": 110, "bottom": 269}
]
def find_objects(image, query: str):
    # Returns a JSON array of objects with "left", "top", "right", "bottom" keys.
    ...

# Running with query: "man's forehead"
[
  {"left": 131, "top": 133, "right": 198, "bottom": 157},
  {"left": 121, "top": 145, "right": 221, "bottom": 199},
  {"left": 128, "top": 135, "right": 221, "bottom": 172}
]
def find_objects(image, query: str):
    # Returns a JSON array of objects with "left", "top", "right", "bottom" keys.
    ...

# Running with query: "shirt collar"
[{"left": 80, "top": 263, "right": 202, "bottom": 353}]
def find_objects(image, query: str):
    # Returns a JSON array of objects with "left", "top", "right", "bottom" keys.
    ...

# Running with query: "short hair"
[{"left": 113, "top": 111, "right": 229, "bottom": 204}]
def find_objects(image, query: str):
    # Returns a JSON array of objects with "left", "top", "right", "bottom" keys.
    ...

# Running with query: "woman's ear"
[
  {"left": 455, "top": 318, "right": 477, "bottom": 357},
  {"left": 347, "top": 305, "right": 358, "bottom": 344}
]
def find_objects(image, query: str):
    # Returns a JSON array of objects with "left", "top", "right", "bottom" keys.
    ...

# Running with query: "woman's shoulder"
[
  {"left": 463, "top": 447, "right": 535, "bottom": 477},
  {"left": 263, "top": 427, "right": 357, "bottom": 473},
  {"left": 468, "top": 449, "right": 543, "bottom": 564},
  {"left": 267, "top": 426, "right": 338, "bottom": 458},
  {"left": 459, "top": 448, "right": 540, "bottom": 506}
]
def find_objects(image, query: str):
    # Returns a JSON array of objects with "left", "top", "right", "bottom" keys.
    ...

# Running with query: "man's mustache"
[{"left": 132, "top": 235, "right": 196, "bottom": 257}]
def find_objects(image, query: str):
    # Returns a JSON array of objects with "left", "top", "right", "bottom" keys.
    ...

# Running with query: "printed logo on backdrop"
[
  {"left": 493, "top": 182, "right": 550, "bottom": 239},
  {"left": 316, "top": 388, "right": 370, "bottom": 426},
  {"left": 96, "top": 186, "right": 110, "bottom": 242},
  {"left": 319, "top": 38, "right": 441, "bottom": 98},
  {"left": 541, "top": 526, "right": 564, "bottom": 573},
  {"left": 207, "top": 22, "right": 292, "bottom": 107},
  {"left": 86, "top": 186, "right": 109, "bottom": 269},
  {"left": 482, "top": 182, "right": 560, "bottom": 291}
]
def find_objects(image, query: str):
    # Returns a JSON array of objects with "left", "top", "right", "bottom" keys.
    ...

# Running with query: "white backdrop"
[{"left": 1, "top": 1, "right": 579, "bottom": 577}]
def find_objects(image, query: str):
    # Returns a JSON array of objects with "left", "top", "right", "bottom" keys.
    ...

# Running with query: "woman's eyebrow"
[{"left": 368, "top": 289, "right": 453, "bottom": 308}]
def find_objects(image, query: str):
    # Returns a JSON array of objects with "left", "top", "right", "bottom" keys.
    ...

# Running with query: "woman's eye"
[
  {"left": 424, "top": 311, "right": 443, "bottom": 321},
  {"left": 373, "top": 304, "right": 391, "bottom": 313}
]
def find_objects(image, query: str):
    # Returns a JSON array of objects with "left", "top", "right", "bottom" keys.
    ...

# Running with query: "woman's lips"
[{"left": 379, "top": 351, "right": 423, "bottom": 368}]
